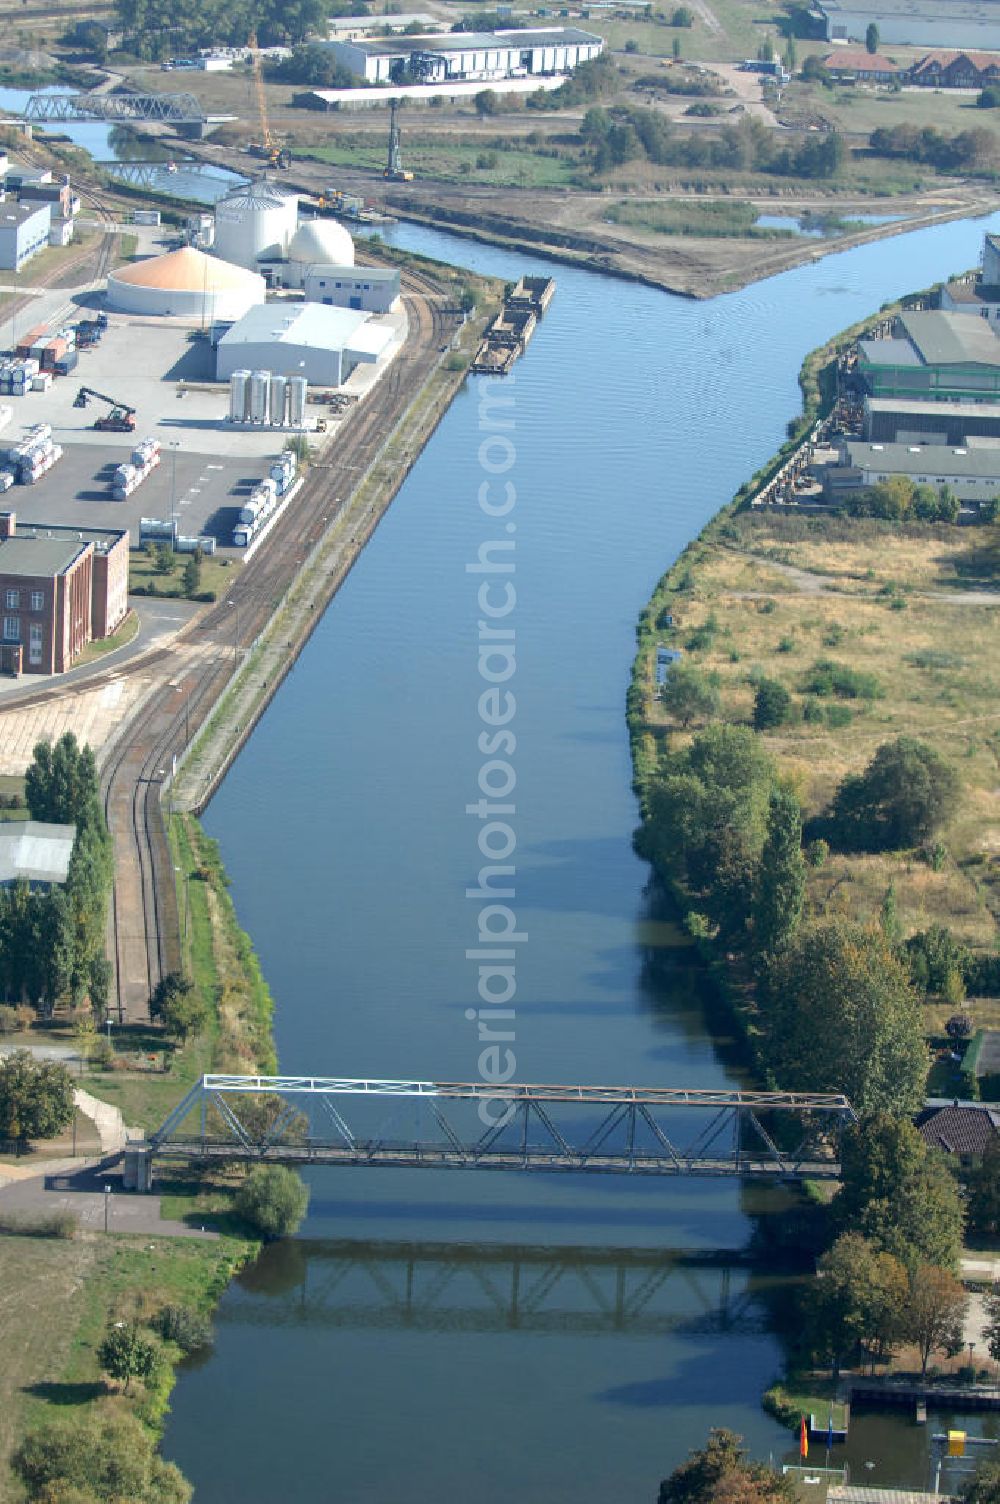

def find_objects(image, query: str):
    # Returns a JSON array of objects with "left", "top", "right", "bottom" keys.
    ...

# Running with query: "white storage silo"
[
  {"left": 287, "top": 376, "right": 307, "bottom": 428},
  {"left": 229, "top": 370, "right": 250, "bottom": 422},
  {"left": 212, "top": 181, "right": 298, "bottom": 271},
  {"left": 249, "top": 370, "right": 270, "bottom": 426},
  {"left": 269, "top": 373, "right": 287, "bottom": 427}
]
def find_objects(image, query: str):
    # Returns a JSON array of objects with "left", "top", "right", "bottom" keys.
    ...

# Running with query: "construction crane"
[
  {"left": 73, "top": 387, "right": 136, "bottom": 432},
  {"left": 247, "top": 31, "right": 290, "bottom": 169},
  {"left": 384, "top": 100, "right": 413, "bottom": 181}
]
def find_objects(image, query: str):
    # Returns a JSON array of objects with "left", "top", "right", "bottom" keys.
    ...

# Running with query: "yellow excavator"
[{"left": 246, "top": 31, "right": 291, "bottom": 169}]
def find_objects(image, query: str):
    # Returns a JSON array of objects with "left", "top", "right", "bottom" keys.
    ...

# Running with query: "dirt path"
[{"left": 727, "top": 549, "right": 1000, "bottom": 605}]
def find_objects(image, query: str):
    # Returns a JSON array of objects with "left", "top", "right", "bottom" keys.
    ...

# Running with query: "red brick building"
[
  {"left": 823, "top": 48, "right": 901, "bottom": 82},
  {"left": 0, "top": 513, "right": 129, "bottom": 675},
  {"left": 909, "top": 50, "right": 1000, "bottom": 87}
]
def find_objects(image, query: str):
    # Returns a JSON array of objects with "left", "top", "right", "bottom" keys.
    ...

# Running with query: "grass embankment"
[{"left": 0, "top": 814, "right": 278, "bottom": 1498}]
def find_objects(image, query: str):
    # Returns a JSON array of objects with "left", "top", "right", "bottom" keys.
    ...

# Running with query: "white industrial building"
[
  {"left": 216, "top": 303, "right": 395, "bottom": 387},
  {"left": 326, "top": 12, "right": 443, "bottom": 38},
  {"left": 326, "top": 26, "right": 604, "bottom": 84},
  {"left": 817, "top": 0, "right": 1000, "bottom": 46},
  {"left": 302, "top": 264, "right": 401, "bottom": 313},
  {"left": 941, "top": 233, "right": 1000, "bottom": 327},
  {"left": 0, "top": 202, "right": 51, "bottom": 272},
  {"left": 106, "top": 246, "right": 266, "bottom": 321}
]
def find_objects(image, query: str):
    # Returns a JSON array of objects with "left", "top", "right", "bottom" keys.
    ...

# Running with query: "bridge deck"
[{"left": 150, "top": 1138, "right": 842, "bottom": 1179}]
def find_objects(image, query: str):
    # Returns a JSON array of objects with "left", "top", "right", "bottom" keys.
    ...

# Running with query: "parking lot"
[{"left": 0, "top": 318, "right": 299, "bottom": 550}]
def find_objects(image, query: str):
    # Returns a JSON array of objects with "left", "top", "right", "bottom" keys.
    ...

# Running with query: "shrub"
[
  {"left": 152, "top": 1303, "right": 213, "bottom": 1354},
  {"left": 0, "top": 1003, "right": 17, "bottom": 1033},
  {"left": 946, "top": 1012, "right": 974, "bottom": 1041},
  {"left": 234, "top": 1164, "right": 309, "bottom": 1240},
  {"left": 753, "top": 678, "right": 791, "bottom": 731},
  {"left": 13, "top": 1410, "right": 190, "bottom": 1504},
  {"left": 805, "top": 838, "right": 829, "bottom": 868},
  {"left": 660, "top": 663, "right": 721, "bottom": 727},
  {"left": 825, "top": 703, "right": 853, "bottom": 729},
  {"left": 803, "top": 699, "right": 824, "bottom": 724},
  {"left": 907, "top": 927, "right": 969, "bottom": 999},
  {"left": 0, "top": 1209, "right": 76, "bottom": 1238},
  {"left": 802, "top": 658, "right": 883, "bottom": 700}
]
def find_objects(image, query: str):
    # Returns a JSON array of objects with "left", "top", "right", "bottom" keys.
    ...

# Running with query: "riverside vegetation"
[
  {"left": 0, "top": 808, "right": 309, "bottom": 1503},
  {"left": 629, "top": 299, "right": 1000, "bottom": 1412}
]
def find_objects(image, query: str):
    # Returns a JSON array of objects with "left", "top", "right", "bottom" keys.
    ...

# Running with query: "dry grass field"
[{"left": 643, "top": 511, "right": 1000, "bottom": 949}]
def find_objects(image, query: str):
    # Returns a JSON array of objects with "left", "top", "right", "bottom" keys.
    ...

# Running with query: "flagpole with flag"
[{"left": 800, "top": 1416, "right": 809, "bottom": 1462}]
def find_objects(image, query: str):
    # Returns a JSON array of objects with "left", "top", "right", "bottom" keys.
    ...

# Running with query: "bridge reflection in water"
[{"left": 218, "top": 1239, "right": 770, "bottom": 1339}]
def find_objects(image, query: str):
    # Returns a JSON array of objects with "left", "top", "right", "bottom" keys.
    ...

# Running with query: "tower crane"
[{"left": 247, "top": 31, "right": 290, "bottom": 169}]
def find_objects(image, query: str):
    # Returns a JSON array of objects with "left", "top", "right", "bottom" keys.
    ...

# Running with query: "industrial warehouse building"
[
  {"left": 302, "top": 264, "right": 400, "bottom": 313},
  {"left": 0, "top": 822, "right": 75, "bottom": 889},
  {"left": 325, "top": 26, "right": 604, "bottom": 84},
  {"left": 816, "top": 0, "right": 1000, "bottom": 46},
  {"left": 215, "top": 303, "right": 395, "bottom": 386},
  {"left": 829, "top": 440, "right": 1000, "bottom": 502},
  {"left": 0, "top": 202, "right": 52, "bottom": 273},
  {"left": 106, "top": 246, "right": 266, "bottom": 321},
  {"left": 859, "top": 312, "right": 1000, "bottom": 403},
  {"left": 0, "top": 514, "right": 129, "bottom": 675},
  {"left": 864, "top": 396, "right": 1000, "bottom": 444}
]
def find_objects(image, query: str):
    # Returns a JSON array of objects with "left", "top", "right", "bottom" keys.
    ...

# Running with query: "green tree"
[
  {"left": 983, "top": 1289, "right": 1000, "bottom": 1364},
  {"left": 153, "top": 542, "right": 174, "bottom": 576},
  {"left": 182, "top": 548, "right": 202, "bottom": 598},
  {"left": 805, "top": 1232, "right": 907, "bottom": 1375},
  {"left": 475, "top": 88, "right": 500, "bottom": 115},
  {"left": 865, "top": 21, "right": 879, "bottom": 51},
  {"left": 643, "top": 724, "right": 777, "bottom": 936},
  {"left": 880, "top": 881, "right": 902, "bottom": 945},
  {"left": 903, "top": 1263, "right": 966, "bottom": 1375},
  {"left": 98, "top": 1320, "right": 159, "bottom": 1392},
  {"left": 838, "top": 1116, "right": 965, "bottom": 1272},
  {"left": 966, "top": 1140, "right": 1000, "bottom": 1241},
  {"left": 660, "top": 664, "right": 720, "bottom": 728},
  {"left": 751, "top": 787, "right": 805, "bottom": 957},
  {"left": 0, "top": 1051, "right": 75, "bottom": 1142},
  {"left": 658, "top": 1429, "right": 795, "bottom": 1504},
  {"left": 25, "top": 734, "right": 102, "bottom": 830},
  {"left": 783, "top": 37, "right": 797, "bottom": 70},
  {"left": 671, "top": 5, "right": 693, "bottom": 22},
  {"left": 830, "top": 737, "right": 959, "bottom": 852},
  {"left": 961, "top": 1462, "right": 1000, "bottom": 1504},
  {"left": 161, "top": 986, "right": 208, "bottom": 1042},
  {"left": 905, "top": 926, "right": 968, "bottom": 999},
  {"left": 753, "top": 678, "right": 791, "bottom": 731},
  {"left": 234, "top": 1164, "right": 310, "bottom": 1239},
  {"left": 672, "top": 35, "right": 681, "bottom": 59},
  {"left": 762, "top": 924, "right": 927, "bottom": 1115}
]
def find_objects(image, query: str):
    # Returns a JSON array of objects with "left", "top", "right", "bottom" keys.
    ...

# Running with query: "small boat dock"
[{"left": 470, "top": 276, "right": 555, "bottom": 376}]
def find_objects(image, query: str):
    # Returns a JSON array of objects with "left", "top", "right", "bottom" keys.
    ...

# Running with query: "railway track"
[{"left": 93, "top": 264, "right": 457, "bottom": 1023}]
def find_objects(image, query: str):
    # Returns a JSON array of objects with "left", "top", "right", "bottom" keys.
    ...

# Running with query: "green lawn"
[{"left": 129, "top": 548, "right": 235, "bottom": 603}]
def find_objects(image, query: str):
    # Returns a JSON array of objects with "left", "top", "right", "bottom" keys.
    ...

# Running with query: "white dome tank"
[
  {"left": 213, "top": 180, "right": 299, "bottom": 270},
  {"left": 287, "top": 217, "right": 355, "bottom": 269}
]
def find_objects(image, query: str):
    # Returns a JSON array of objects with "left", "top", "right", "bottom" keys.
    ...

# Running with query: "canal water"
[{"left": 163, "top": 210, "right": 1000, "bottom": 1500}]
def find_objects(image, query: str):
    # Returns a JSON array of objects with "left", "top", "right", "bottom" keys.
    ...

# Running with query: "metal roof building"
[
  {"left": 839, "top": 439, "right": 1000, "bottom": 498},
  {"left": 215, "top": 302, "right": 395, "bottom": 386},
  {"left": 326, "top": 25, "right": 603, "bottom": 83},
  {"left": 859, "top": 311, "right": 1000, "bottom": 402},
  {"left": 0, "top": 820, "right": 76, "bottom": 888},
  {"left": 816, "top": 0, "right": 1000, "bottom": 47}
]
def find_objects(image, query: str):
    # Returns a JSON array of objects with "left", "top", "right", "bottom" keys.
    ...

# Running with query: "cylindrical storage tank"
[
  {"left": 140, "top": 517, "right": 176, "bottom": 540},
  {"left": 174, "top": 535, "right": 203, "bottom": 554},
  {"left": 259, "top": 476, "right": 278, "bottom": 501},
  {"left": 238, "top": 497, "right": 264, "bottom": 526},
  {"left": 269, "top": 374, "right": 287, "bottom": 427},
  {"left": 287, "top": 376, "right": 307, "bottom": 428},
  {"left": 212, "top": 181, "right": 298, "bottom": 271},
  {"left": 233, "top": 525, "right": 251, "bottom": 547},
  {"left": 229, "top": 370, "right": 250, "bottom": 422},
  {"left": 197, "top": 535, "right": 217, "bottom": 556},
  {"left": 249, "top": 371, "right": 270, "bottom": 425}
]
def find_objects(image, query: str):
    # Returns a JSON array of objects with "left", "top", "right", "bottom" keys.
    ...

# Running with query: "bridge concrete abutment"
[{"left": 123, "top": 1145, "right": 153, "bottom": 1193}]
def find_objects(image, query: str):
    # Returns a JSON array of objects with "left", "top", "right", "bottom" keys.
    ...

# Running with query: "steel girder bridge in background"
[
  {"left": 217, "top": 1239, "right": 766, "bottom": 1339},
  {"left": 125, "top": 1075, "right": 857, "bottom": 1189},
  {"left": 23, "top": 93, "right": 206, "bottom": 127}
]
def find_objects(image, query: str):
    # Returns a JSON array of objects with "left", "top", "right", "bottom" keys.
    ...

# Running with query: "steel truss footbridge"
[
  {"left": 23, "top": 92, "right": 207, "bottom": 130},
  {"left": 125, "top": 1074, "right": 856, "bottom": 1190}
]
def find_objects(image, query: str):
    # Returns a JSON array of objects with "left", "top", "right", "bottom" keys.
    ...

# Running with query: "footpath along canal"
[{"left": 163, "top": 211, "right": 1000, "bottom": 1502}]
